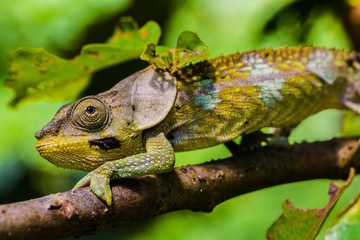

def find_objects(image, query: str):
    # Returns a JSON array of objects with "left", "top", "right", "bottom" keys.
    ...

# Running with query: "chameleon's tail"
[
  {"left": 342, "top": 51, "right": 360, "bottom": 114},
  {"left": 350, "top": 52, "right": 360, "bottom": 71}
]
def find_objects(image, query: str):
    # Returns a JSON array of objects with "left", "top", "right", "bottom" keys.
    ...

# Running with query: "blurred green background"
[{"left": 1, "top": 0, "right": 360, "bottom": 239}]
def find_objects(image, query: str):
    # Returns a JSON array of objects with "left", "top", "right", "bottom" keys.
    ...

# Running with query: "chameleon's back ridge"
[{"left": 35, "top": 46, "right": 360, "bottom": 205}]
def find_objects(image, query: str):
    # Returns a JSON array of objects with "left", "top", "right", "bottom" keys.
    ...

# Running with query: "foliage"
[
  {"left": 141, "top": 31, "right": 209, "bottom": 73},
  {"left": 268, "top": 169, "right": 355, "bottom": 240},
  {"left": 326, "top": 193, "right": 360, "bottom": 239},
  {"left": 6, "top": 18, "right": 161, "bottom": 106}
]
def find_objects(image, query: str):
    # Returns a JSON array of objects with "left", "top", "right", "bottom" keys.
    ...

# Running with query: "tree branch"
[{"left": 1, "top": 137, "right": 360, "bottom": 240}]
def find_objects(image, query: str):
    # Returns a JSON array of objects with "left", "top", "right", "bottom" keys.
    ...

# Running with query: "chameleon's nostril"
[{"left": 35, "top": 130, "right": 43, "bottom": 140}]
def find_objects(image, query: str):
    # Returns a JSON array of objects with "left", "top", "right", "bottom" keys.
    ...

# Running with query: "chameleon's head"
[
  {"left": 35, "top": 96, "right": 140, "bottom": 171},
  {"left": 35, "top": 67, "right": 177, "bottom": 171}
]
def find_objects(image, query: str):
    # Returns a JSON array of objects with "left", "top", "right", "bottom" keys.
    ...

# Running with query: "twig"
[{"left": 0, "top": 137, "right": 359, "bottom": 240}]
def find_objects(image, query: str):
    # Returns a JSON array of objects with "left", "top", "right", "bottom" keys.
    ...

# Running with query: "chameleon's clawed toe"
[
  {"left": 90, "top": 173, "right": 112, "bottom": 205},
  {"left": 73, "top": 174, "right": 91, "bottom": 190}
]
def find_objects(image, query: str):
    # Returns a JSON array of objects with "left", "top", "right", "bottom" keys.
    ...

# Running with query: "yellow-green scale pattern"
[{"left": 159, "top": 47, "right": 358, "bottom": 151}]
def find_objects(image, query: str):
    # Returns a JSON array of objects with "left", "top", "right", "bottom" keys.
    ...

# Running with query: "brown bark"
[{"left": 0, "top": 137, "right": 359, "bottom": 240}]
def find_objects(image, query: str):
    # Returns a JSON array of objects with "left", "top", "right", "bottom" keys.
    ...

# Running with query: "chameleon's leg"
[
  {"left": 225, "top": 128, "right": 293, "bottom": 155},
  {"left": 267, "top": 127, "right": 292, "bottom": 148},
  {"left": 73, "top": 132, "right": 175, "bottom": 205},
  {"left": 343, "top": 101, "right": 360, "bottom": 114},
  {"left": 225, "top": 131, "right": 272, "bottom": 155},
  {"left": 343, "top": 78, "right": 360, "bottom": 114},
  {"left": 240, "top": 131, "right": 272, "bottom": 150},
  {"left": 273, "top": 127, "right": 291, "bottom": 138}
]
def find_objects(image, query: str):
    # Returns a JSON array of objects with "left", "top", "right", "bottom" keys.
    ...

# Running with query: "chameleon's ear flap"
[{"left": 131, "top": 67, "right": 177, "bottom": 130}]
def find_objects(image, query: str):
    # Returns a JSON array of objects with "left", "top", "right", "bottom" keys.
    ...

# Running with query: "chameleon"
[{"left": 35, "top": 46, "right": 360, "bottom": 205}]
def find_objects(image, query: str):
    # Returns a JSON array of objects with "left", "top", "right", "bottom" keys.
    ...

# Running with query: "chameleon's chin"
[{"left": 36, "top": 138, "right": 105, "bottom": 171}]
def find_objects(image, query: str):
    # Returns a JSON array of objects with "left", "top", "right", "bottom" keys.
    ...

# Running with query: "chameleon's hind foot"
[
  {"left": 225, "top": 130, "right": 291, "bottom": 155},
  {"left": 267, "top": 136, "right": 290, "bottom": 149},
  {"left": 240, "top": 131, "right": 273, "bottom": 151}
]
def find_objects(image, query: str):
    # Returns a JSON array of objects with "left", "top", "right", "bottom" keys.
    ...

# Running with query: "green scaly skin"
[{"left": 35, "top": 46, "right": 360, "bottom": 205}]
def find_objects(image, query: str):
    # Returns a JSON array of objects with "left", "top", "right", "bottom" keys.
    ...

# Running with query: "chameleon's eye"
[{"left": 71, "top": 97, "right": 109, "bottom": 131}]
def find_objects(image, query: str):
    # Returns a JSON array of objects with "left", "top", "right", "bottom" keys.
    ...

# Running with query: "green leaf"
[
  {"left": 340, "top": 111, "right": 360, "bottom": 137},
  {"left": 6, "top": 48, "right": 89, "bottom": 106},
  {"left": 140, "top": 30, "right": 209, "bottom": 73},
  {"left": 325, "top": 194, "right": 360, "bottom": 240},
  {"left": 267, "top": 169, "right": 355, "bottom": 240},
  {"left": 176, "top": 30, "right": 209, "bottom": 53},
  {"left": 5, "top": 18, "right": 161, "bottom": 106}
]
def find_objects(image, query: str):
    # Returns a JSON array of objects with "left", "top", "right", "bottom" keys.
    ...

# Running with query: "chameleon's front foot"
[
  {"left": 73, "top": 168, "right": 113, "bottom": 205},
  {"left": 73, "top": 132, "right": 175, "bottom": 205}
]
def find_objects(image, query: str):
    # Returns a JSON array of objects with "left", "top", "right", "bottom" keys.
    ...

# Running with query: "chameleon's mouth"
[
  {"left": 88, "top": 137, "right": 121, "bottom": 151},
  {"left": 36, "top": 137, "right": 106, "bottom": 171}
]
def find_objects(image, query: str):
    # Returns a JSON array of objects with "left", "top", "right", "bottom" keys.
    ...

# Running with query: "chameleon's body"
[{"left": 35, "top": 47, "right": 360, "bottom": 205}]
